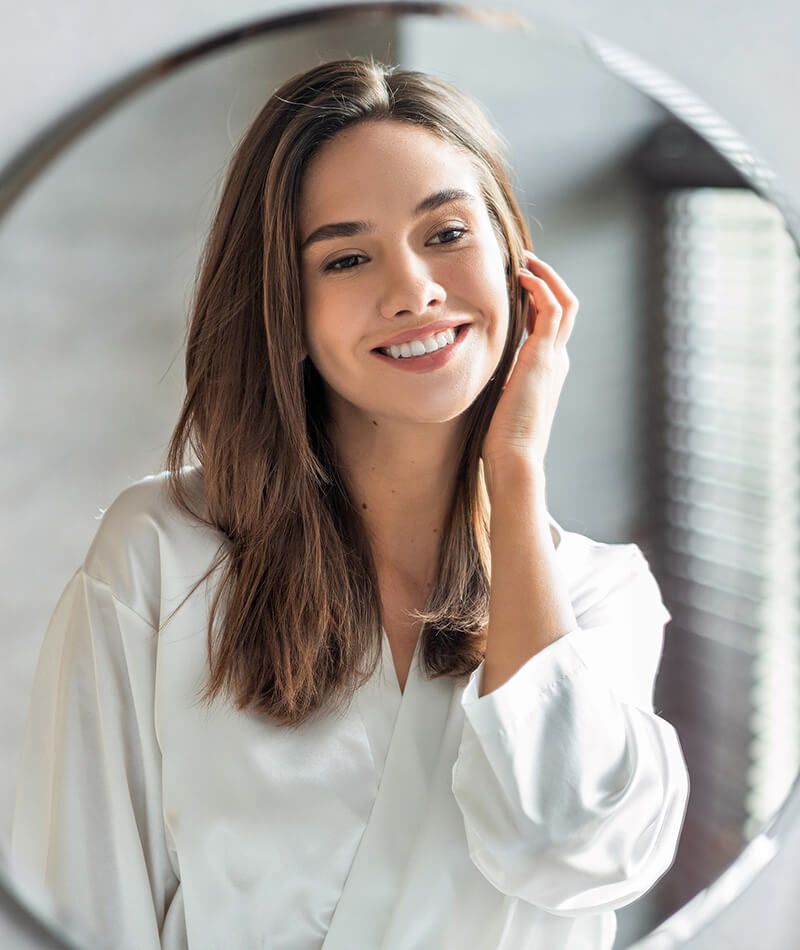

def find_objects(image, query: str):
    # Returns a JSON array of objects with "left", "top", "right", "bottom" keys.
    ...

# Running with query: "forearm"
[
  {"left": 461, "top": 465, "right": 690, "bottom": 906},
  {"left": 482, "top": 460, "right": 577, "bottom": 696}
]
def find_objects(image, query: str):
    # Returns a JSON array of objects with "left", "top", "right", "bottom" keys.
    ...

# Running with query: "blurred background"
[{"left": 1, "top": 7, "right": 799, "bottom": 949}]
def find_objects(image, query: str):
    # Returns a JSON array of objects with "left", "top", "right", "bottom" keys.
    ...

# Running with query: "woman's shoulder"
[
  {"left": 85, "top": 467, "right": 210, "bottom": 552},
  {"left": 82, "top": 467, "right": 226, "bottom": 623}
]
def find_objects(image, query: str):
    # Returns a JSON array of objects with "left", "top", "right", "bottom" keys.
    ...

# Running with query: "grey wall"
[
  {"left": 0, "top": 18, "right": 672, "bottom": 949},
  {"left": 0, "top": 16, "right": 399, "bottom": 843},
  {"left": 2, "top": 3, "right": 800, "bottom": 949},
  {"left": 3, "top": 1, "right": 800, "bottom": 213},
  {"left": 398, "top": 17, "right": 665, "bottom": 544}
]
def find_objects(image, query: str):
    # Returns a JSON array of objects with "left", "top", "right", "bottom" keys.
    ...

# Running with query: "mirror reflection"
[{"left": 1, "top": 10, "right": 797, "bottom": 950}]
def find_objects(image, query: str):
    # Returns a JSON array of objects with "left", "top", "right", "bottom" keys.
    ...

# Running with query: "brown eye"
[
  {"left": 325, "top": 254, "right": 367, "bottom": 272},
  {"left": 428, "top": 227, "right": 467, "bottom": 246}
]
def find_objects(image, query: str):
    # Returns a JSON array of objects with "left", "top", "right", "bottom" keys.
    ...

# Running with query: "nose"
[{"left": 377, "top": 249, "right": 446, "bottom": 319}]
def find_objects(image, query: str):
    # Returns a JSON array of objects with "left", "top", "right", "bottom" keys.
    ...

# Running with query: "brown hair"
[{"left": 166, "top": 58, "right": 532, "bottom": 726}]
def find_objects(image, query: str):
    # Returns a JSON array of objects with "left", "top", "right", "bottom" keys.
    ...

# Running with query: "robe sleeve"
[
  {"left": 451, "top": 542, "right": 689, "bottom": 916},
  {"left": 11, "top": 567, "right": 182, "bottom": 949}
]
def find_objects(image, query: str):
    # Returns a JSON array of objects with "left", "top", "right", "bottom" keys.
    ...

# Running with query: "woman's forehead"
[{"left": 299, "top": 121, "right": 483, "bottom": 229}]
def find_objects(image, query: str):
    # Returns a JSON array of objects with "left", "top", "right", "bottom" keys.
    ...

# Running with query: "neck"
[{"left": 330, "top": 407, "right": 466, "bottom": 586}]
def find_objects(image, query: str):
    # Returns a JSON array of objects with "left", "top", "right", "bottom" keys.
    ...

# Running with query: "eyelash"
[
  {"left": 323, "top": 226, "right": 468, "bottom": 272},
  {"left": 428, "top": 226, "right": 468, "bottom": 246}
]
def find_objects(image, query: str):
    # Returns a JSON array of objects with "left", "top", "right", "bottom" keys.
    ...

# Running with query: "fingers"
[
  {"left": 518, "top": 250, "right": 579, "bottom": 350},
  {"left": 518, "top": 269, "right": 560, "bottom": 346}
]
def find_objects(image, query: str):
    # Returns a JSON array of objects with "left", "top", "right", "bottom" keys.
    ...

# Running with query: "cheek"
[
  {"left": 303, "top": 288, "right": 364, "bottom": 380},
  {"left": 304, "top": 317, "right": 338, "bottom": 372},
  {"left": 302, "top": 278, "right": 338, "bottom": 350},
  {"left": 454, "top": 246, "right": 510, "bottom": 328}
]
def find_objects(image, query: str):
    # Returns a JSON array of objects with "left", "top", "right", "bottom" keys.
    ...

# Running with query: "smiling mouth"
[{"left": 373, "top": 324, "right": 469, "bottom": 359}]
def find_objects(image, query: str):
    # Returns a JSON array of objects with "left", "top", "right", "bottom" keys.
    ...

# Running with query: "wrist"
[{"left": 483, "top": 453, "right": 547, "bottom": 499}]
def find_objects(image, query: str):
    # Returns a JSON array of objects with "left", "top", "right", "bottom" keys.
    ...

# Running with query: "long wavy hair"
[{"left": 166, "top": 58, "right": 532, "bottom": 726}]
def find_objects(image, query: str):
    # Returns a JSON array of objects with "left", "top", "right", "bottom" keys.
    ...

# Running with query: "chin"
[{"left": 387, "top": 397, "right": 477, "bottom": 426}]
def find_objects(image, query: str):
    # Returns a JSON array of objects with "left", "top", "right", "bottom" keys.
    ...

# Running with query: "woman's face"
[{"left": 299, "top": 119, "right": 511, "bottom": 428}]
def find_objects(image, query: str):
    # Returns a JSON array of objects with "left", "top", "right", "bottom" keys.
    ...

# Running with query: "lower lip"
[{"left": 372, "top": 326, "right": 470, "bottom": 373}]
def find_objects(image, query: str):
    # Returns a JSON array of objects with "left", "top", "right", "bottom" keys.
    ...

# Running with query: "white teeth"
[{"left": 383, "top": 327, "right": 458, "bottom": 359}]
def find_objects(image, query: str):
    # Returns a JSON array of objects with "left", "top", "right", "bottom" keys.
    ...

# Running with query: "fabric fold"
[
  {"left": 12, "top": 471, "right": 689, "bottom": 950},
  {"left": 12, "top": 569, "right": 183, "bottom": 950},
  {"left": 451, "top": 552, "right": 689, "bottom": 916}
]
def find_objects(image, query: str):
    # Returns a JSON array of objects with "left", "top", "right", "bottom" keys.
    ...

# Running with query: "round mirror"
[{"left": 2, "top": 4, "right": 798, "bottom": 948}]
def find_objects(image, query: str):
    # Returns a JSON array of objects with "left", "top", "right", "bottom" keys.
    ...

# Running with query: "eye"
[
  {"left": 428, "top": 226, "right": 468, "bottom": 246},
  {"left": 324, "top": 253, "right": 368, "bottom": 272}
]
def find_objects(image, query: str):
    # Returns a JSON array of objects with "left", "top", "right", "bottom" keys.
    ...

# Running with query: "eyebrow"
[{"left": 300, "top": 188, "right": 476, "bottom": 251}]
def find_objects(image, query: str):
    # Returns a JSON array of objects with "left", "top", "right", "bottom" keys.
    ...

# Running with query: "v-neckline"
[
  {"left": 377, "top": 516, "right": 562, "bottom": 695},
  {"left": 381, "top": 626, "right": 421, "bottom": 698}
]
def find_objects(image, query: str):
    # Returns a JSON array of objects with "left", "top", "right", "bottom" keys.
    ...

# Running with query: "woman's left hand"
[{"left": 482, "top": 250, "right": 578, "bottom": 495}]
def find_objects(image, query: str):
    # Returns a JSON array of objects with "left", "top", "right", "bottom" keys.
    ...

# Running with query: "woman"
[{"left": 12, "top": 59, "right": 689, "bottom": 950}]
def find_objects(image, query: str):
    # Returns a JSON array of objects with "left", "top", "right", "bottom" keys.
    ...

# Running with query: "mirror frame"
[{"left": 2, "top": 4, "right": 798, "bottom": 947}]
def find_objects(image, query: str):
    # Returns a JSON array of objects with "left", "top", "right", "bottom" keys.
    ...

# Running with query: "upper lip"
[{"left": 374, "top": 319, "right": 468, "bottom": 350}]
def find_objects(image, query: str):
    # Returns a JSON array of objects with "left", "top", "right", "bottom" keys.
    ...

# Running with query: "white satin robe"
[{"left": 12, "top": 471, "right": 689, "bottom": 950}]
